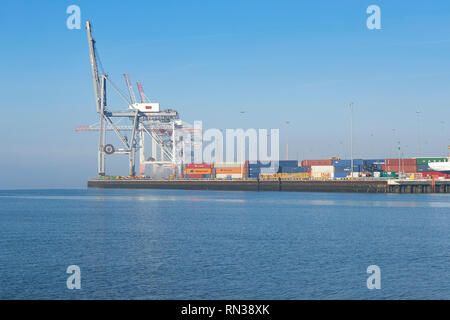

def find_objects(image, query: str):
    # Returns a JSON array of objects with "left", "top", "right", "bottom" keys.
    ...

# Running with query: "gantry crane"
[{"left": 82, "top": 21, "right": 198, "bottom": 178}]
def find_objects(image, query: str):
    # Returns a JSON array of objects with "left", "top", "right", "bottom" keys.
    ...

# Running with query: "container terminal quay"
[
  {"left": 87, "top": 158, "right": 450, "bottom": 194},
  {"left": 80, "top": 21, "right": 450, "bottom": 194}
]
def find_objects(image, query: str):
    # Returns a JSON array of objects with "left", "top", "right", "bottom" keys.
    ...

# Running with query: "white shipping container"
[
  {"left": 311, "top": 166, "right": 335, "bottom": 173},
  {"left": 215, "top": 174, "right": 244, "bottom": 179},
  {"left": 311, "top": 165, "right": 334, "bottom": 178},
  {"left": 373, "top": 172, "right": 381, "bottom": 178},
  {"left": 311, "top": 172, "right": 334, "bottom": 178},
  {"left": 260, "top": 167, "right": 277, "bottom": 174}
]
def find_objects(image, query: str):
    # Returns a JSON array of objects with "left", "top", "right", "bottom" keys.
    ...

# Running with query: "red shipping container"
[
  {"left": 185, "top": 163, "right": 213, "bottom": 169},
  {"left": 186, "top": 174, "right": 207, "bottom": 178},
  {"left": 385, "top": 159, "right": 416, "bottom": 166},
  {"left": 385, "top": 164, "right": 417, "bottom": 173},
  {"left": 301, "top": 160, "right": 332, "bottom": 166},
  {"left": 421, "top": 171, "right": 448, "bottom": 178}
]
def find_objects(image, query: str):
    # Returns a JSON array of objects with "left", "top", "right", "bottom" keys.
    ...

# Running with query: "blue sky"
[{"left": 1, "top": 0, "right": 450, "bottom": 188}]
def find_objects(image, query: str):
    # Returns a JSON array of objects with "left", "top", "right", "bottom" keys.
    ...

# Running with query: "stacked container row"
[{"left": 384, "top": 159, "right": 417, "bottom": 173}]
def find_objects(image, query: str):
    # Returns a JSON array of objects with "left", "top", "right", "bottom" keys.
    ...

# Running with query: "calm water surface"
[{"left": 0, "top": 189, "right": 449, "bottom": 299}]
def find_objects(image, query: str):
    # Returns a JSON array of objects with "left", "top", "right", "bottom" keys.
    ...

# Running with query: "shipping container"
[
  {"left": 381, "top": 171, "right": 397, "bottom": 178},
  {"left": 260, "top": 173, "right": 278, "bottom": 178},
  {"left": 334, "top": 165, "right": 361, "bottom": 173},
  {"left": 385, "top": 164, "right": 417, "bottom": 173},
  {"left": 311, "top": 165, "right": 334, "bottom": 178},
  {"left": 363, "top": 159, "right": 385, "bottom": 172},
  {"left": 248, "top": 161, "right": 273, "bottom": 168},
  {"left": 248, "top": 169, "right": 262, "bottom": 176},
  {"left": 260, "top": 167, "right": 278, "bottom": 175},
  {"left": 332, "top": 159, "right": 364, "bottom": 167},
  {"left": 185, "top": 163, "right": 213, "bottom": 169},
  {"left": 311, "top": 165, "right": 335, "bottom": 173},
  {"left": 215, "top": 173, "right": 244, "bottom": 179},
  {"left": 416, "top": 164, "right": 431, "bottom": 172},
  {"left": 277, "top": 172, "right": 311, "bottom": 178},
  {"left": 420, "top": 171, "right": 449, "bottom": 178},
  {"left": 185, "top": 168, "right": 212, "bottom": 175},
  {"left": 214, "top": 162, "right": 245, "bottom": 168},
  {"left": 301, "top": 159, "right": 332, "bottom": 166},
  {"left": 311, "top": 172, "right": 334, "bottom": 178},
  {"left": 278, "top": 166, "right": 305, "bottom": 173},
  {"left": 185, "top": 174, "right": 208, "bottom": 179},
  {"left": 385, "top": 159, "right": 416, "bottom": 166},
  {"left": 415, "top": 157, "right": 447, "bottom": 165},
  {"left": 364, "top": 159, "right": 386, "bottom": 165},
  {"left": 278, "top": 160, "right": 298, "bottom": 167},
  {"left": 215, "top": 167, "right": 244, "bottom": 174}
]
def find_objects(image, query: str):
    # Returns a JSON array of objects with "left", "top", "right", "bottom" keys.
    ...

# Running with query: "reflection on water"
[{"left": 1, "top": 192, "right": 449, "bottom": 208}]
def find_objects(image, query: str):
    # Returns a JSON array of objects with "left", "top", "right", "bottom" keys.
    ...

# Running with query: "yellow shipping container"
[
  {"left": 277, "top": 172, "right": 311, "bottom": 179},
  {"left": 260, "top": 173, "right": 277, "bottom": 179}
]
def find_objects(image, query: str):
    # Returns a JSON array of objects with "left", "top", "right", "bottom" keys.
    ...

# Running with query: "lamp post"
[
  {"left": 391, "top": 128, "right": 397, "bottom": 159},
  {"left": 285, "top": 121, "right": 290, "bottom": 160},
  {"left": 416, "top": 110, "right": 421, "bottom": 157},
  {"left": 440, "top": 121, "right": 446, "bottom": 156},
  {"left": 349, "top": 102, "right": 354, "bottom": 178},
  {"left": 239, "top": 111, "right": 246, "bottom": 174},
  {"left": 398, "top": 140, "right": 402, "bottom": 179}
]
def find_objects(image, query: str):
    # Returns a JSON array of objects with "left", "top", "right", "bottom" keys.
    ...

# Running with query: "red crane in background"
[{"left": 136, "top": 81, "right": 149, "bottom": 103}]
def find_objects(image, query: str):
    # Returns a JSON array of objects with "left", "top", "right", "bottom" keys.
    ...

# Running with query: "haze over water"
[{"left": 0, "top": 189, "right": 449, "bottom": 299}]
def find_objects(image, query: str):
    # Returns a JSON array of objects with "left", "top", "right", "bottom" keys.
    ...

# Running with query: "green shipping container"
[
  {"left": 416, "top": 157, "right": 447, "bottom": 165},
  {"left": 381, "top": 171, "right": 397, "bottom": 178}
]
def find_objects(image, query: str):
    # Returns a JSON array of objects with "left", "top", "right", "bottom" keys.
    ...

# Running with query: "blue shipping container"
[
  {"left": 417, "top": 164, "right": 430, "bottom": 172},
  {"left": 248, "top": 161, "right": 273, "bottom": 168},
  {"left": 364, "top": 159, "right": 385, "bottom": 165},
  {"left": 334, "top": 165, "right": 362, "bottom": 173},
  {"left": 278, "top": 160, "right": 299, "bottom": 167},
  {"left": 333, "top": 160, "right": 364, "bottom": 167},
  {"left": 278, "top": 166, "right": 304, "bottom": 173},
  {"left": 248, "top": 160, "right": 298, "bottom": 168}
]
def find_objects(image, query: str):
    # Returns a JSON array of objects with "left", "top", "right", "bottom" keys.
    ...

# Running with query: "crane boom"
[
  {"left": 137, "top": 82, "right": 147, "bottom": 103},
  {"left": 123, "top": 73, "right": 137, "bottom": 104},
  {"left": 86, "top": 21, "right": 101, "bottom": 113}
]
